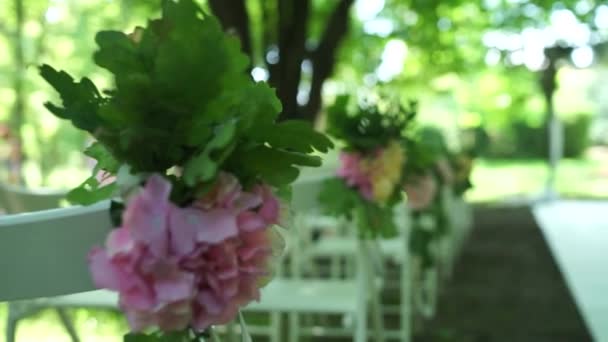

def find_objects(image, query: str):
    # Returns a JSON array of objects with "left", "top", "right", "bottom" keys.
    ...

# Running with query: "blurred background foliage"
[{"left": 1, "top": 0, "right": 607, "bottom": 201}]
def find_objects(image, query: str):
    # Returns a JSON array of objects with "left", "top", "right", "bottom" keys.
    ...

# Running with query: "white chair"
[
  {"left": 244, "top": 177, "right": 386, "bottom": 342},
  {"left": 0, "top": 183, "right": 88, "bottom": 342},
  {"left": 302, "top": 184, "right": 473, "bottom": 341},
  {"left": 305, "top": 203, "right": 413, "bottom": 342},
  {"left": 0, "top": 201, "right": 115, "bottom": 342}
]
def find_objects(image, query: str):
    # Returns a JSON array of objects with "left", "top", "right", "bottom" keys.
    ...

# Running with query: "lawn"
[
  {"left": 0, "top": 303, "right": 126, "bottom": 342},
  {"left": 466, "top": 158, "right": 608, "bottom": 202}
]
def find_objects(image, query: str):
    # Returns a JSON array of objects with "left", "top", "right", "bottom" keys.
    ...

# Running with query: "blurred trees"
[
  {"left": 0, "top": 0, "right": 607, "bottom": 187},
  {"left": 0, "top": 0, "right": 156, "bottom": 186}
]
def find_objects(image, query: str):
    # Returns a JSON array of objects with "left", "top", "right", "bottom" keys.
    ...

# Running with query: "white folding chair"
[
  {"left": 244, "top": 177, "right": 386, "bottom": 342},
  {"left": 0, "top": 201, "right": 115, "bottom": 342},
  {"left": 305, "top": 201, "right": 413, "bottom": 342}
]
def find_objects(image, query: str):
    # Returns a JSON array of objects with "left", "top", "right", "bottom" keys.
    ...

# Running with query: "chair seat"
[
  {"left": 246, "top": 279, "right": 358, "bottom": 314},
  {"left": 308, "top": 237, "right": 406, "bottom": 261}
]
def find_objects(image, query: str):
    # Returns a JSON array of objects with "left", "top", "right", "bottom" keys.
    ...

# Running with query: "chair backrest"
[
  {"left": 0, "top": 183, "right": 66, "bottom": 214},
  {"left": 0, "top": 201, "right": 112, "bottom": 302},
  {"left": 291, "top": 173, "right": 332, "bottom": 213}
]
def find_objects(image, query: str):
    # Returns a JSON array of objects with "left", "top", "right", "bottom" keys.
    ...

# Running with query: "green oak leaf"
[
  {"left": 84, "top": 142, "right": 120, "bottom": 173},
  {"left": 94, "top": 31, "right": 144, "bottom": 76},
  {"left": 249, "top": 120, "right": 333, "bottom": 153},
  {"left": 182, "top": 153, "right": 218, "bottom": 186},
  {"left": 39, "top": 65, "right": 103, "bottom": 133},
  {"left": 182, "top": 120, "right": 237, "bottom": 186},
  {"left": 66, "top": 176, "right": 117, "bottom": 205},
  {"left": 233, "top": 146, "right": 323, "bottom": 187}
]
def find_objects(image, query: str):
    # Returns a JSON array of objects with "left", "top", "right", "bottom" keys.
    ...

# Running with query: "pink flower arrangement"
[
  {"left": 337, "top": 152, "right": 373, "bottom": 200},
  {"left": 88, "top": 173, "right": 279, "bottom": 332},
  {"left": 403, "top": 172, "right": 438, "bottom": 211},
  {"left": 336, "top": 141, "right": 405, "bottom": 203}
]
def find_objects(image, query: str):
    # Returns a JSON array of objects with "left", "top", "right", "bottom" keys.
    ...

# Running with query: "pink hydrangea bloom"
[
  {"left": 336, "top": 151, "right": 373, "bottom": 200},
  {"left": 403, "top": 173, "right": 438, "bottom": 211},
  {"left": 89, "top": 173, "right": 279, "bottom": 332}
]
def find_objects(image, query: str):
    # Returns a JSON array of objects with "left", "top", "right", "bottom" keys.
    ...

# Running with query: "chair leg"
[
  {"left": 7, "top": 301, "right": 53, "bottom": 342},
  {"left": 6, "top": 317, "right": 18, "bottom": 342},
  {"left": 269, "top": 311, "right": 282, "bottom": 342},
  {"left": 354, "top": 310, "right": 367, "bottom": 342},
  {"left": 288, "top": 312, "right": 299, "bottom": 342},
  {"left": 55, "top": 308, "right": 80, "bottom": 342},
  {"left": 400, "top": 260, "right": 412, "bottom": 342},
  {"left": 370, "top": 291, "right": 385, "bottom": 342}
]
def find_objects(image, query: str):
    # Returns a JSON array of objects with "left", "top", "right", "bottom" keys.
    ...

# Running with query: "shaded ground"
[{"left": 418, "top": 205, "right": 592, "bottom": 342}]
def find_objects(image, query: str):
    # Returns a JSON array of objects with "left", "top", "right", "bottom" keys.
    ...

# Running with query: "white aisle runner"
[{"left": 533, "top": 201, "right": 608, "bottom": 342}]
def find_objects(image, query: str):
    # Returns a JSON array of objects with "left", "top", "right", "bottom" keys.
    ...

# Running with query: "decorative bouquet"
[
  {"left": 40, "top": 0, "right": 332, "bottom": 340},
  {"left": 403, "top": 127, "right": 473, "bottom": 269},
  {"left": 318, "top": 95, "right": 414, "bottom": 238},
  {"left": 402, "top": 129, "right": 446, "bottom": 269}
]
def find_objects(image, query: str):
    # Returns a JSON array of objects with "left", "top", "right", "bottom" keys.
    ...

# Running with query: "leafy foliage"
[
  {"left": 40, "top": 0, "right": 332, "bottom": 205},
  {"left": 318, "top": 178, "right": 398, "bottom": 238},
  {"left": 409, "top": 176, "right": 450, "bottom": 270},
  {"left": 403, "top": 126, "right": 449, "bottom": 178},
  {"left": 326, "top": 94, "right": 415, "bottom": 152}
]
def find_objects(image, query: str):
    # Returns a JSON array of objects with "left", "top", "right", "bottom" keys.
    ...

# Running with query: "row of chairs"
[{"left": 0, "top": 174, "right": 472, "bottom": 342}]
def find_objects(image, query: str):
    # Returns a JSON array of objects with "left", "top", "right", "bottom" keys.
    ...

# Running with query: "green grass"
[
  {"left": 466, "top": 158, "right": 608, "bottom": 202},
  {"left": 0, "top": 303, "right": 126, "bottom": 342}
]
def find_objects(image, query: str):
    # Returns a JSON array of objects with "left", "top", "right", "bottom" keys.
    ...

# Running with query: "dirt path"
[{"left": 418, "top": 205, "right": 592, "bottom": 342}]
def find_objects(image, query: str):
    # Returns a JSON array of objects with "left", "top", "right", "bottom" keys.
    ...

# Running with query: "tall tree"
[{"left": 209, "top": 0, "right": 355, "bottom": 122}]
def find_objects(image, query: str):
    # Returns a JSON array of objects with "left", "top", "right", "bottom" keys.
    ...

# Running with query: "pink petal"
[
  {"left": 105, "top": 227, "right": 134, "bottom": 257},
  {"left": 232, "top": 192, "right": 263, "bottom": 212},
  {"left": 237, "top": 211, "right": 266, "bottom": 232},
  {"left": 239, "top": 245, "right": 272, "bottom": 261},
  {"left": 259, "top": 191, "right": 279, "bottom": 224},
  {"left": 168, "top": 206, "right": 198, "bottom": 256},
  {"left": 171, "top": 207, "right": 237, "bottom": 249},
  {"left": 120, "top": 285, "right": 156, "bottom": 311},
  {"left": 88, "top": 247, "right": 121, "bottom": 290},
  {"left": 123, "top": 175, "right": 172, "bottom": 257},
  {"left": 197, "top": 290, "right": 224, "bottom": 315},
  {"left": 216, "top": 267, "right": 239, "bottom": 280},
  {"left": 154, "top": 271, "right": 195, "bottom": 303},
  {"left": 196, "top": 208, "right": 239, "bottom": 244}
]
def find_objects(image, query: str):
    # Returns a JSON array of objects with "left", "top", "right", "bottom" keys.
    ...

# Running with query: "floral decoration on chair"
[
  {"left": 318, "top": 95, "right": 415, "bottom": 238},
  {"left": 40, "top": 0, "right": 332, "bottom": 340},
  {"left": 403, "top": 126, "right": 474, "bottom": 269}
]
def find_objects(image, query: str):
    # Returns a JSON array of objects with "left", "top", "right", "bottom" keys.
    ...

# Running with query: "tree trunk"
[
  {"left": 208, "top": 0, "right": 253, "bottom": 61},
  {"left": 210, "top": 0, "right": 354, "bottom": 123},
  {"left": 304, "top": 0, "right": 354, "bottom": 120},
  {"left": 272, "top": 0, "right": 310, "bottom": 121}
]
